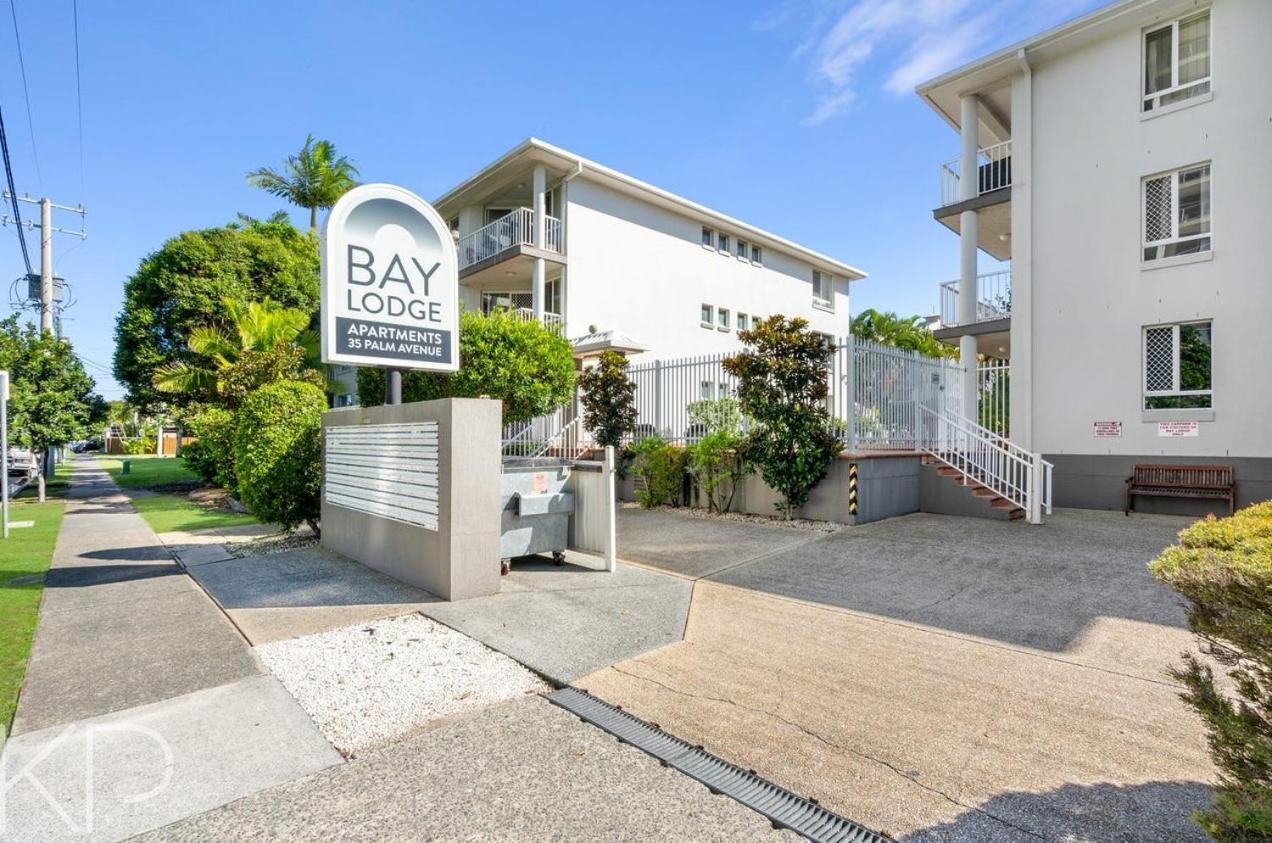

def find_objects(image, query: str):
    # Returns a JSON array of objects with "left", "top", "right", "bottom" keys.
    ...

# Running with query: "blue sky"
[{"left": 0, "top": 0, "right": 1104, "bottom": 399}]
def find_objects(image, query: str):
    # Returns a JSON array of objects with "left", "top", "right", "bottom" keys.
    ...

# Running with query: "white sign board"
[
  {"left": 320, "top": 184, "right": 459, "bottom": 371},
  {"left": 1158, "top": 421, "right": 1200, "bottom": 438},
  {"left": 1092, "top": 421, "right": 1122, "bottom": 438}
]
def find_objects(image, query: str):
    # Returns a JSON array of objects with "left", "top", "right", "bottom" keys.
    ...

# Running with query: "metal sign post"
[{"left": 1, "top": 370, "right": 10, "bottom": 539}]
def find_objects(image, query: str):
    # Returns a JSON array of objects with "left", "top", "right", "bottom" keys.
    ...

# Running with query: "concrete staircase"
[{"left": 920, "top": 456, "right": 1025, "bottom": 521}]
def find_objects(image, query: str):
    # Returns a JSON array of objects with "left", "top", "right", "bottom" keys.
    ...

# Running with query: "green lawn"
[
  {"left": 14, "top": 459, "right": 72, "bottom": 501},
  {"left": 128, "top": 493, "right": 257, "bottom": 534},
  {"left": 0, "top": 499, "right": 66, "bottom": 737},
  {"left": 94, "top": 454, "right": 200, "bottom": 489}
]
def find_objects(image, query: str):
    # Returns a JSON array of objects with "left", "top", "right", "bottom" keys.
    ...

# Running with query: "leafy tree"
[
  {"left": 152, "top": 297, "right": 323, "bottom": 407},
  {"left": 685, "top": 398, "right": 747, "bottom": 513},
  {"left": 247, "top": 135, "right": 359, "bottom": 231},
  {"left": 357, "top": 309, "right": 575, "bottom": 424},
  {"left": 1151, "top": 503, "right": 1272, "bottom": 838},
  {"left": 724, "top": 315, "right": 842, "bottom": 519},
  {"left": 0, "top": 318, "right": 102, "bottom": 500},
  {"left": 233, "top": 381, "right": 325, "bottom": 534},
  {"left": 182, "top": 407, "right": 238, "bottom": 492},
  {"left": 578, "top": 350, "right": 637, "bottom": 449},
  {"left": 851, "top": 308, "right": 955, "bottom": 358},
  {"left": 113, "top": 214, "right": 319, "bottom": 412},
  {"left": 630, "top": 435, "right": 686, "bottom": 508}
]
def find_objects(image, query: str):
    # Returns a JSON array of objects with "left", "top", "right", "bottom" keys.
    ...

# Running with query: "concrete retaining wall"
[
  {"left": 1045, "top": 453, "right": 1270, "bottom": 517},
  {"left": 321, "top": 397, "right": 502, "bottom": 601},
  {"left": 618, "top": 452, "right": 920, "bottom": 525}
]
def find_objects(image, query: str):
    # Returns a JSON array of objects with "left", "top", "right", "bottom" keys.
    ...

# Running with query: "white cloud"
[{"left": 783, "top": 0, "right": 1100, "bottom": 124}]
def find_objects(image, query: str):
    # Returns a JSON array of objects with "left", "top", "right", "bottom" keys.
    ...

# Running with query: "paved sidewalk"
[{"left": 2, "top": 457, "right": 340, "bottom": 842}]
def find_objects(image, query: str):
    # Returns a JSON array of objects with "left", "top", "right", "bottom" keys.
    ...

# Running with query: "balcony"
[
  {"left": 457, "top": 207, "right": 563, "bottom": 273},
  {"left": 934, "top": 271, "right": 1012, "bottom": 359},
  {"left": 933, "top": 140, "right": 1013, "bottom": 261},
  {"left": 509, "top": 306, "right": 565, "bottom": 335},
  {"left": 939, "top": 140, "right": 1013, "bottom": 207}
]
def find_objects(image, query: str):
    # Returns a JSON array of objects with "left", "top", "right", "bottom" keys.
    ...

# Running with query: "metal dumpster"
[{"left": 500, "top": 459, "right": 575, "bottom": 574}]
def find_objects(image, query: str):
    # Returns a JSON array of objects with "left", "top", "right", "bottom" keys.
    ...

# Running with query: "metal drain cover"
[{"left": 546, "top": 687, "right": 889, "bottom": 843}]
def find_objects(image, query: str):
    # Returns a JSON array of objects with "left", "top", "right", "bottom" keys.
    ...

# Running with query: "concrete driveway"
[{"left": 588, "top": 507, "right": 1214, "bottom": 841}]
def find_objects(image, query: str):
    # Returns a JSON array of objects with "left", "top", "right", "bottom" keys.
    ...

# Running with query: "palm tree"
[
  {"left": 152, "top": 298, "right": 321, "bottom": 400},
  {"left": 851, "top": 309, "right": 955, "bottom": 358},
  {"left": 246, "top": 135, "right": 359, "bottom": 230}
]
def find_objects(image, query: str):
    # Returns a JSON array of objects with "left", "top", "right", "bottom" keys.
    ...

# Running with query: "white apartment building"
[
  {"left": 431, "top": 139, "right": 865, "bottom": 361},
  {"left": 919, "top": 0, "right": 1271, "bottom": 512}
]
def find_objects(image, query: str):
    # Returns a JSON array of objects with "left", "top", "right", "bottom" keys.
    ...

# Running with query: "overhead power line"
[
  {"left": 7, "top": 0, "right": 40, "bottom": 184},
  {"left": 0, "top": 104, "right": 33, "bottom": 275}
]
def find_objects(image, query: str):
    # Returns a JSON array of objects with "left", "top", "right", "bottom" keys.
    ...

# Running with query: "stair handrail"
[{"left": 918, "top": 406, "right": 1050, "bottom": 523}]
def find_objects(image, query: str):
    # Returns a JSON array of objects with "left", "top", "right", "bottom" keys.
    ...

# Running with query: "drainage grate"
[{"left": 546, "top": 687, "right": 889, "bottom": 843}]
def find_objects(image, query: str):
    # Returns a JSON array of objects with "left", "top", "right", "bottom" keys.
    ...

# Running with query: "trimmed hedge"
[
  {"left": 1151, "top": 502, "right": 1272, "bottom": 839},
  {"left": 183, "top": 407, "right": 237, "bottom": 492},
  {"left": 233, "top": 381, "right": 325, "bottom": 532}
]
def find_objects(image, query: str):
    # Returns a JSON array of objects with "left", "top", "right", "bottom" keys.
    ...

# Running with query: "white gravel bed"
[
  {"left": 622, "top": 501, "right": 845, "bottom": 533},
  {"left": 256, "top": 613, "right": 549, "bottom": 755}
]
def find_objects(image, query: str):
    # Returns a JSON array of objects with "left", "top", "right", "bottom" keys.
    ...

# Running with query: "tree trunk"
[
  {"left": 36, "top": 451, "right": 46, "bottom": 502},
  {"left": 306, "top": 517, "right": 321, "bottom": 539},
  {"left": 309, "top": 206, "right": 317, "bottom": 231}
]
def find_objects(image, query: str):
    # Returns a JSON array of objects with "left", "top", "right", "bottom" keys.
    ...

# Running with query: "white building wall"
[
  {"left": 1027, "top": 0, "right": 1272, "bottom": 460},
  {"left": 563, "top": 177, "right": 851, "bottom": 360}
]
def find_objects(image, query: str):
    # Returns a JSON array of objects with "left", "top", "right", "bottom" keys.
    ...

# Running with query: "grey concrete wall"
[
  {"left": 618, "top": 454, "right": 921, "bottom": 525},
  {"left": 1046, "top": 453, "right": 1270, "bottom": 518},
  {"left": 321, "top": 398, "right": 502, "bottom": 601}
]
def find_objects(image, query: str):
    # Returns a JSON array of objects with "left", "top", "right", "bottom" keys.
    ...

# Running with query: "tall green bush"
[
  {"left": 723, "top": 315, "right": 842, "bottom": 519},
  {"left": 357, "top": 309, "right": 574, "bottom": 424},
  {"left": 1151, "top": 502, "right": 1272, "bottom": 839},
  {"left": 233, "top": 381, "right": 325, "bottom": 533},
  {"left": 685, "top": 398, "right": 747, "bottom": 513},
  {"left": 183, "top": 407, "right": 238, "bottom": 492},
  {"left": 630, "top": 435, "right": 686, "bottom": 509},
  {"left": 578, "top": 350, "right": 637, "bottom": 448}
]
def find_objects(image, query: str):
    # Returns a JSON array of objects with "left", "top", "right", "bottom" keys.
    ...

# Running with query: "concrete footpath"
[{"left": 1, "top": 458, "right": 341, "bottom": 842}]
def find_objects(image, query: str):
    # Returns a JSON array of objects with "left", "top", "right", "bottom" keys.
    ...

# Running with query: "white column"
[
  {"left": 958, "top": 95, "right": 981, "bottom": 420},
  {"left": 532, "top": 258, "right": 546, "bottom": 318},
  {"left": 532, "top": 164, "right": 546, "bottom": 247},
  {"left": 1009, "top": 61, "right": 1032, "bottom": 449}
]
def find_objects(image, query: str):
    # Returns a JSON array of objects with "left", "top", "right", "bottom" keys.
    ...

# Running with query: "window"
[
  {"left": 717, "top": 232, "right": 730, "bottom": 252},
  {"left": 717, "top": 308, "right": 731, "bottom": 330},
  {"left": 702, "top": 226, "right": 713, "bottom": 247},
  {"left": 751, "top": 244, "right": 762, "bottom": 264},
  {"left": 1143, "top": 163, "right": 1211, "bottom": 261},
  {"left": 736, "top": 313, "right": 748, "bottom": 332},
  {"left": 1144, "top": 321, "right": 1212, "bottom": 409},
  {"left": 736, "top": 239, "right": 748, "bottom": 259},
  {"left": 700, "top": 303, "right": 714, "bottom": 327},
  {"left": 1144, "top": 11, "right": 1210, "bottom": 112},
  {"left": 718, "top": 382, "right": 732, "bottom": 399},
  {"left": 700, "top": 381, "right": 714, "bottom": 400},
  {"left": 812, "top": 270, "right": 833, "bottom": 307}
]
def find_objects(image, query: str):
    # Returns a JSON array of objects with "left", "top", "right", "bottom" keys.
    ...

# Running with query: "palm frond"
[{"left": 152, "top": 362, "right": 218, "bottom": 395}]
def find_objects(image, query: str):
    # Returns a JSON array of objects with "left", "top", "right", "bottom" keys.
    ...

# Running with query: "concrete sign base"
[{"left": 321, "top": 398, "right": 502, "bottom": 601}]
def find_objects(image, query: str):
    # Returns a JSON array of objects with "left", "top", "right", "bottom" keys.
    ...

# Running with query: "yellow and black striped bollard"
[{"left": 848, "top": 463, "right": 858, "bottom": 516}]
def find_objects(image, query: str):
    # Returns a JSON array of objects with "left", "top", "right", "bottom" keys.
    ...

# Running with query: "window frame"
[
  {"left": 736, "top": 312, "right": 748, "bottom": 332},
  {"left": 1142, "top": 162, "right": 1212, "bottom": 264},
  {"left": 717, "top": 232, "right": 730, "bottom": 253},
  {"left": 751, "top": 244, "right": 763, "bottom": 265},
  {"left": 736, "top": 238, "right": 749, "bottom": 260},
  {"left": 1142, "top": 320, "right": 1213, "bottom": 410},
  {"left": 702, "top": 226, "right": 714, "bottom": 248},
  {"left": 1142, "top": 10, "right": 1212, "bottom": 113},
  {"left": 700, "top": 303, "right": 714, "bottom": 328},
  {"left": 717, "top": 307, "right": 731, "bottom": 331},
  {"left": 812, "top": 269, "right": 834, "bottom": 310}
]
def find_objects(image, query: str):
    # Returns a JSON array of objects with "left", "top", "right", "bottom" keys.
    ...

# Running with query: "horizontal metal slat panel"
[{"left": 323, "top": 421, "right": 442, "bottom": 531}]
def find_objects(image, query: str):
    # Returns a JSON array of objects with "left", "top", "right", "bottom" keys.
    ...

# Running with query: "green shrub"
[
  {"left": 1150, "top": 502, "right": 1272, "bottom": 839},
  {"left": 183, "top": 407, "right": 238, "bottom": 491},
  {"left": 723, "top": 315, "right": 842, "bottom": 519},
  {"left": 630, "top": 435, "right": 686, "bottom": 508},
  {"left": 578, "top": 350, "right": 637, "bottom": 449},
  {"left": 121, "top": 437, "right": 156, "bottom": 456},
  {"left": 687, "top": 398, "right": 742, "bottom": 437},
  {"left": 687, "top": 430, "right": 747, "bottom": 513},
  {"left": 357, "top": 309, "right": 574, "bottom": 424},
  {"left": 233, "top": 381, "right": 325, "bottom": 532}
]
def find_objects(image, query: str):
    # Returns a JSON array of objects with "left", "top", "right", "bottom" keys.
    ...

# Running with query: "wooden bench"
[{"left": 1125, "top": 464, "right": 1236, "bottom": 515}]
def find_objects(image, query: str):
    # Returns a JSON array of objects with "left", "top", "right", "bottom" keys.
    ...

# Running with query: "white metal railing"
[
  {"left": 939, "top": 271, "right": 1012, "bottom": 327},
  {"left": 457, "top": 208, "right": 563, "bottom": 270},
  {"left": 939, "top": 140, "right": 1013, "bottom": 206},
  {"left": 510, "top": 307, "right": 564, "bottom": 334},
  {"left": 501, "top": 403, "right": 593, "bottom": 459},
  {"left": 919, "top": 406, "right": 1050, "bottom": 523},
  {"left": 977, "top": 358, "right": 1010, "bottom": 438}
]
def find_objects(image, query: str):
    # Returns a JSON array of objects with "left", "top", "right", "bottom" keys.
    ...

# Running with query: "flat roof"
[{"left": 433, "top": 138, "right": 867, "bottom": 281}]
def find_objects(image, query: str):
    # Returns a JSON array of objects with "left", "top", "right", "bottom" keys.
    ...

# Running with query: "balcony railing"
[
  {"left": 939, "top": 140, "right": 1013, "bottom": 206},
  {"left": 511, "top": 306, "right": 564, "bottom": 334},
  {"left": 939, "top": 271, "right": 1012, "bottom": 327},
  {"left": 457, "top": 207, "right": 563, "bottom": 270}
]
